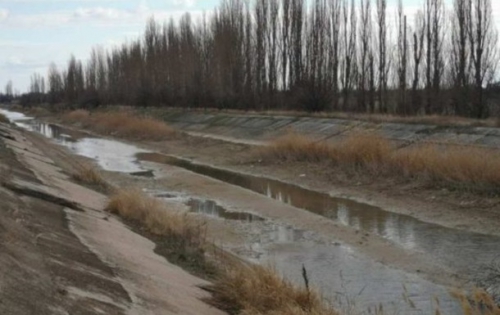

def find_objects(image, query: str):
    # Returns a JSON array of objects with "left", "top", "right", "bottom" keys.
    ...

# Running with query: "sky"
[{"left": 0, "top": 0, "right": 499, "bottom": 93}]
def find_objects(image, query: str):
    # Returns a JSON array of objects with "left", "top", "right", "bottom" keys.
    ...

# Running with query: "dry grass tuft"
[
  {"left": 257, "top": 132, "right": 335, "bottom": 163},
  {"left": 392, "top": 144, "right": 500, "bottom": 190},
  {"left": 259, "top": 131, "right": 500, "bottom": 192},
  {"left": 0, "top": 113, "right": 10, "bottom": 124},
  {"left": 106, "top": 188, "right": 191, "bottom": 236},
  {"left": 452, "top": 289, "right": 500, "bottom": 315},
  {"left": 337, "top": 133, "right": 392, "bottom": 170},
  {"left": 72, "top": 163, "right": 109, "bottom": 191},
  {"left": 259, "top": 132, "right": 392, "bottom": 172},
  {"left": 62, "top": 109, "right": 90, "bottom": 123},
  {"left": 207, "top": 264, "right": 338, "bottom": 315},
  {"left": 106, "top": 188, "right": 217, "bottom": 276},
  {"left": 61, "top": 110, "right": 176, "bottom": 141}
]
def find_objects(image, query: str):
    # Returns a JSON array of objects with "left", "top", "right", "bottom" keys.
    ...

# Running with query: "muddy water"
[
  {"left": 1, "top": 109, "right": 481, "bottom": 313},
  {"left": 137, "top": 152, "right": 500, "bottom": 275},
  {"left": 13, "top": 119, "right": 148, "bottom": 173},
  {"left": 0, "top": 108, "right": 32, "bottom": 122},
  {"left": 150, "top": 190, "right": 264, "bottom": 222}
]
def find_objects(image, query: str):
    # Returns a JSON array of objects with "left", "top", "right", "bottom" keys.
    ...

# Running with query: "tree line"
[{"left": 24, "top": 0, "right": 500, "bottom": 118}]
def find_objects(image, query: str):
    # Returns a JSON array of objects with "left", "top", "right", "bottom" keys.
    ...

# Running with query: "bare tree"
[
  {"left": 411, "top": 11, "right": 426, "bottom": 113},
  {"left": 358, "top": 0, "right": 372, "bottom": 112},
  {"left": 4, "top": 80, "right": 13, "bottom": 97},
  {"left": 377, "top": 0, "right": 388, "bottom": 112},
  {"left": 396, "top": 0, "right": 409, "bottom": 114},
  {"left": 451, "top": 0, "right": 470, "bottom": 115},
  {"left": 328, "top": 0, "right": 342, "bottom": 110},
  {"left": 48, "top": 63, "right": 63, "bottom": 104},
  {"left": 290, "top": 0, "right": 304, "bottom": 88},
  {"left": 424, "top": 0, "right": 445, "bottom": 114},
  {"left": 341, "top": 0, "right": 357, "bottom": 110},
  {"left": 467, "top": 0, "right": 499, "bottom": 117}
]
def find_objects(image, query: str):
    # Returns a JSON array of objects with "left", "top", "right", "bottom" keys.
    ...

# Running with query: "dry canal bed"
[{"left": 2, "top": 108, "right": 499, "bottom": 314}]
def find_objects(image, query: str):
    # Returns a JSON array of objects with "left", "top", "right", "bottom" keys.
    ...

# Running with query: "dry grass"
[
  {"left": 257, "top": 132, "right": 336, "bottom": 163},
  {"left": 207, "top": 264, "right": 338, "bottom": 315},
  {"left": 61, "top": 110, "right": 177, "bottom": 141},
  {"left": 259, "top": 132, "right": 500, "bottom": 192},
  {"left": 392, "top": 144, "right": 500, "bottom": 190},
  {"left": 105, "top": 188, "right": 210, "bottom": 274},
  {"left": 62, "top": 109, "right": 89, "bottom": 123},
  {"left": 0, "top": 113, "right": 10, "bottom": 124},
  {"left": 72, "top": 163, "right": 109, "bottom": 191},
  {"left": 258, "top": 132, "right": 391, "bottom": 171},
  {"left": 451, "top": 289, "right": 500, "bottom": 315},
  {"left": 106, "top": 188, "right": 193, "bottom": 236}
]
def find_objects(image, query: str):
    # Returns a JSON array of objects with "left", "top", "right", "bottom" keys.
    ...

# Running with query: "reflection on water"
[
  {"left": 187, "top": 198, "right": 264, "bottom": 222},
  {"left": 265, "top": 243, "right": 461, "bottom": 314},
  {"left": 0, "top": 108, "right": 32, "bottom": 122},
  {"left": 138, "top": 152, "right": 500, "bottom": 276},
  {"left": 149, "top": 189, "right": 265, "bottom": 222},
  {"left": 265, "top": 225, "right": 305, "bottom": 243},
  {"left": 14, "top": 119, "right": 148, "bottom": 173}
]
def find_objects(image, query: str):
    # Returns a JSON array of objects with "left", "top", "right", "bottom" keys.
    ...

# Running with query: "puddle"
[
  {"left": 148, "top": 189, "right": 264, "bottom": 222},
  {"left": 138, "top": 152, "right": 500, "bottom": 276},
  {"left": 0, "top": 108, "right": 32, "bottom": 122},
  {"left": 10, "top": 118, "right": 148, "bottom": 173},
  {"left": 263, "top": 243, "right": 460, "bottom": 314},
  {"left": 186, "top": 198, "right": 264, "bottom": 222}
]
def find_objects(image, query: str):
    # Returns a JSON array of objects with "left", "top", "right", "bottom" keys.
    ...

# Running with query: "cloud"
[
  {"left": 171, "top": 0, "right": 197, "bottom": 8},
  {"left": 0, "top": 0, "right": 119, "bottom": 2},
  {"left": 0, "top": 2, "right": 206, "bottom": 28},
  {"left": 73, "top": 7, "right": 130, "bottom": 20},
  {"left": 0, "top": 8, "right": 8, "bottom": 20}
]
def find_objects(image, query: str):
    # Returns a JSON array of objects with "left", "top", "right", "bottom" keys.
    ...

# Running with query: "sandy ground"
[{"left": 0, "top": 122, "right": 225, "bottom": 315}]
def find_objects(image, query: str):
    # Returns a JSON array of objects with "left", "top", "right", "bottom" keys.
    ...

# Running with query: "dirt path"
[{"left": 0, "top": 122, "right": 225, "bottom": 315}]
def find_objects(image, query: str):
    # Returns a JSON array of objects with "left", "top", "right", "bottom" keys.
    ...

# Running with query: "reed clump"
[
  {"left": 259, "top": 131, "right": 500, "bottom": 192},
  {"left": 62, "top": 110, "right": 176, "bottom": 141}
]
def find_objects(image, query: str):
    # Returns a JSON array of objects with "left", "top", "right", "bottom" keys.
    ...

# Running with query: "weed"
[
  {"left": 62, "top": 110, "right": 177, "bottom": 141},
  {"left": 206, "top": 264, "right": 338, "bottom": 315},
  {"left": 256, "top": 132, "right": 335, "bottom": 163},
  {"left": 0, "top": 113, "right": 10, "bottom": 124},
  {"left": 452, "top": 289, "right": 500, "bottom": 315},
  {"left": 62, "top": 109, "right": 89, "bottom": 124},
  {"left": 71, "top": 163, "right": 109, "bottom": 192},
  {"left": 259, "top": 131, "right": 500, "bottom": 192},
  {"left": 105, "top": 188, "right": 212, "bottom": 276},
  {"left": 392, "top": 144, "right": 500, "bottom": 191}
]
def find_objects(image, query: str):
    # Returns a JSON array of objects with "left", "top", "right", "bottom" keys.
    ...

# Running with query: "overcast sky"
[{"left": 0, "top": 0, "right": 499, "bottom": 93}]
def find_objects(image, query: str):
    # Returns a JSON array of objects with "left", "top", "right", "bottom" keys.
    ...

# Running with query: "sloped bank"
[{"left": 152, "top": 109, "right": 500, "bottom": 149}]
